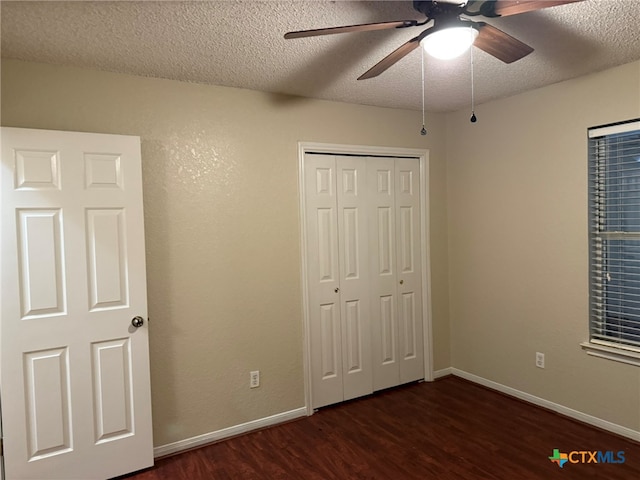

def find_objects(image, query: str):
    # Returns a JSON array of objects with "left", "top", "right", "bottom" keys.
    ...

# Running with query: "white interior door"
[
  {"left": 304, "top": 154, "right": 372, "bottom": 408},
  {"left": 1, "top": 127, "right": 153, "bottom": 480}
]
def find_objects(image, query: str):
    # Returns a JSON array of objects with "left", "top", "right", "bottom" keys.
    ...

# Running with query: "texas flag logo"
[{"left": 549, "top": 449, "right": 569, "bottom": 468}]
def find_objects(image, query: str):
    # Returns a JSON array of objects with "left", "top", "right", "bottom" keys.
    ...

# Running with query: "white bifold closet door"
[
  {"left": 304, "top": 154, "right": 424, "bottom": 409},
  {"left": 368, "top": 158, "right": 424, "bottom": 391},
  {"left": 305, "top": 154, "right": 373, "bottom": 409}
]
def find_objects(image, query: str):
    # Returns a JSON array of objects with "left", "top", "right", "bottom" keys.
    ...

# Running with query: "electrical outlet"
[
  {"left": 536, "top": 352, "right": 545, "bottom": 369},
  {"left": 250, "top": 370, "right": 260, "bottom": 388}
]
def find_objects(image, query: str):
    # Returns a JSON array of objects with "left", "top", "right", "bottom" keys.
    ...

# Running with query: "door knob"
[
  {"left": 399, "top": 280, "right": 404, "bottom": 285},
  {"left": 131, "top": 316, "right": 144, "bottom": 328},
  {"left": 334, "top": 287, "right": 340, "bottom": 293}
]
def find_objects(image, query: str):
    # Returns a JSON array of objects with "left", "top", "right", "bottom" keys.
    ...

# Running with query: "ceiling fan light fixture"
[{"left": 421, "top": 26, "right": 479, "bottom": 60}]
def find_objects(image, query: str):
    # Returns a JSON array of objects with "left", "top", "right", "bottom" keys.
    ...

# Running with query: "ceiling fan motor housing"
[
  {"left": 413, "top": 0, "right": 465, "bottom": 18},
  {"left": 413, "top": 1, "right": 500, "bottom": 18},
  {"left": 413, "top": 1, "right": 480, "bottom": 36}
]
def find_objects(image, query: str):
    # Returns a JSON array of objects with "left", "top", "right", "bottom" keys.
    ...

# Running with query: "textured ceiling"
[{"left": 1, "top": 0, "right": 639, "bottom": 112}]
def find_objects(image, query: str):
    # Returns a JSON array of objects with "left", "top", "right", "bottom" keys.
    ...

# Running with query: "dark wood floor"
[{"left": 122, "top": 376, "right": 639, "bottom": 479}]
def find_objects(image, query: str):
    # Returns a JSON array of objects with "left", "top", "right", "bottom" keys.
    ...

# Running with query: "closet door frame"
[{"left": 298, "top": 142, "right": 433, "bottom": 415}]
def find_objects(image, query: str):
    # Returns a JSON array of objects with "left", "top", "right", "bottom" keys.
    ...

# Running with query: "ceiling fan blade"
[
  {"left": 358, "top": 36, "right": 422, "bottom": 80},
  {"left": 492, "top": 0, "right": 583, "bottom": 17},
  {"left": 284, "top": 20, "right": 419, "bottom": 39},
  {"left": 474, "top": 23, "right": 534, "bottom": 63}
]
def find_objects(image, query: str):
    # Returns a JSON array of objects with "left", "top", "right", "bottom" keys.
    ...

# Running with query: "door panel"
[
  {"left": 305, "top": 155, "right": 343, "bottom": 408},
  {"left": 316, "top": 208, "right": 336, "bottom": 283},
  {"left": 319, "top": 303, "right": 339, "bottom": 380},
  {"left": 91, "top": 338, "right": 133, "bottom": 443},
  {"left": 370, "top": 157, "right": 424, "bottom": 390},
  {"left": 23, "top": 347, "right": 72, "bottom": 460},
  {"left": 342, "top": 208, "right": 359, "bottom": 279},
  {"left": 368, "top": 159, "right": 400, "bottom": 390},
  {"left": 395, "top": 159, "right": 424, "bottom": 383},
  {"left": 336, "top": 157, "right": 371, "bottom": 401},
  {"left": 1, "top": 127, "right": 153, "bottom": 480},
  {"left": 399, "top": 206, "right": 415, "bottom": 273},
  {"left": 14, "top": 149, "right": 61, "bottom": 190},
  {"left": 84, "top": 153, "right": 123, "bottom": 189},
  {"left": 16, "top": 209, "right": 66, "bottom": 318},
  {"left": 400, "top": 292, "right": 417, "bottom": 359},
  {"left": 379, "top": 295, "right": 395, "bottom": 365},
  {"left": 86, "top": 208, "right": 128, "bottom": 310},
  {"left": 344, "top": 300, "right": 362, "bottom": 373},
  {"left": 376, "top": 207, "right": 393, "bottom": 275}
]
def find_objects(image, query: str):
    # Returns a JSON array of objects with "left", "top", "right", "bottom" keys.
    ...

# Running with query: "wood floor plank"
[{"left": 119, "top": 376, "right": 640, "bottom": 479}]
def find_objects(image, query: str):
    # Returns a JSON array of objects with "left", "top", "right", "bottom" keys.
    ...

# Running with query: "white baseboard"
[
  {"left": 153, "top": 407, "right": 308, "bottom": 458},
  {"left": 433, "top": 367, "right": 453, "bottom": 379},
  {"left": 451, "top": 368, "right": 640, "bottom": 442},
  {"left": 154, "top": 370, "right": 639, "bottom": 458}
]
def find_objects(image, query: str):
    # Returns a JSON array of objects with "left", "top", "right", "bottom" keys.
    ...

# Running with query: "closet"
[{"left": 304, "top": 153, "right": 425, "bottom": 409}]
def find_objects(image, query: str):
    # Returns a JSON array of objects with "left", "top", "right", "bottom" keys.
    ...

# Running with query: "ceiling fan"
[{"left": 284, "top": 0, "right": 582, "bottom": 80}]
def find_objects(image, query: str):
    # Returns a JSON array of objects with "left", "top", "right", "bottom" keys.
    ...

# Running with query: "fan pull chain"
[
  {"left": 420, "top": 47, "right": 427, "bottom": 135},
  {"left": 470, "top": 39, "right": 477, "bottom": 123}
]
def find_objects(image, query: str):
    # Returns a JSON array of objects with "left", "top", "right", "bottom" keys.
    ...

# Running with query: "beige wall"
[
  {"left": 4, "top": 56, "right": 638, "bottom": 447},
  {"left": 446, "top": 61, "right": 640, "bottom": 431},
  {"left": 1, "top": 59, "right": 451, "bottom": 446}
]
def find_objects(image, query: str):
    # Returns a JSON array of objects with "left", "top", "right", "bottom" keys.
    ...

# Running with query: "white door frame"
[{"left": 298, "top": 142, "right": 433, "bottom": 416}]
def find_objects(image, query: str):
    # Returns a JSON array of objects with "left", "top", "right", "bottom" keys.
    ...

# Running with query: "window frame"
[{"left": 583, "top": 118, "right": 640, "bottom": 366}]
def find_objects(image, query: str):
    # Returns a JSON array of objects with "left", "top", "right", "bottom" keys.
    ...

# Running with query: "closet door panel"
[
  {"left": 368, "top": 158, "right": 400, "bottom": 391},
  {"left": 337, "top": 157, "right": 372, "bottom": 401},
  {"left": 305, "top": 155, "right": 343, "bottom": 408},
  {"left": 395, "top": 159, "right": 424, "bottom": 383}
]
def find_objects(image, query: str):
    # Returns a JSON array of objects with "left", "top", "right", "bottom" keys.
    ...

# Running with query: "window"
[{"left": 585, "top": 119, "right": 640, "bottom": 365}]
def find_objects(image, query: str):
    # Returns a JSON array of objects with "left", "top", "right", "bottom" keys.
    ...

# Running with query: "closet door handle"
[
  {"left": 334, "top": 287, "right": 340, "bottom": 293},
  {"left": 399, "top": 280, "right": 404, "bottom": 285},
  {"left": 131, "top": 316, "right": 144, "bottom": 328}
]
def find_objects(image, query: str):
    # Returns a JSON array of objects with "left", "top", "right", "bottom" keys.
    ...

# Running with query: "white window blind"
[{"left": 589, "top": 120, "right": 640, "bottom": 352}]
